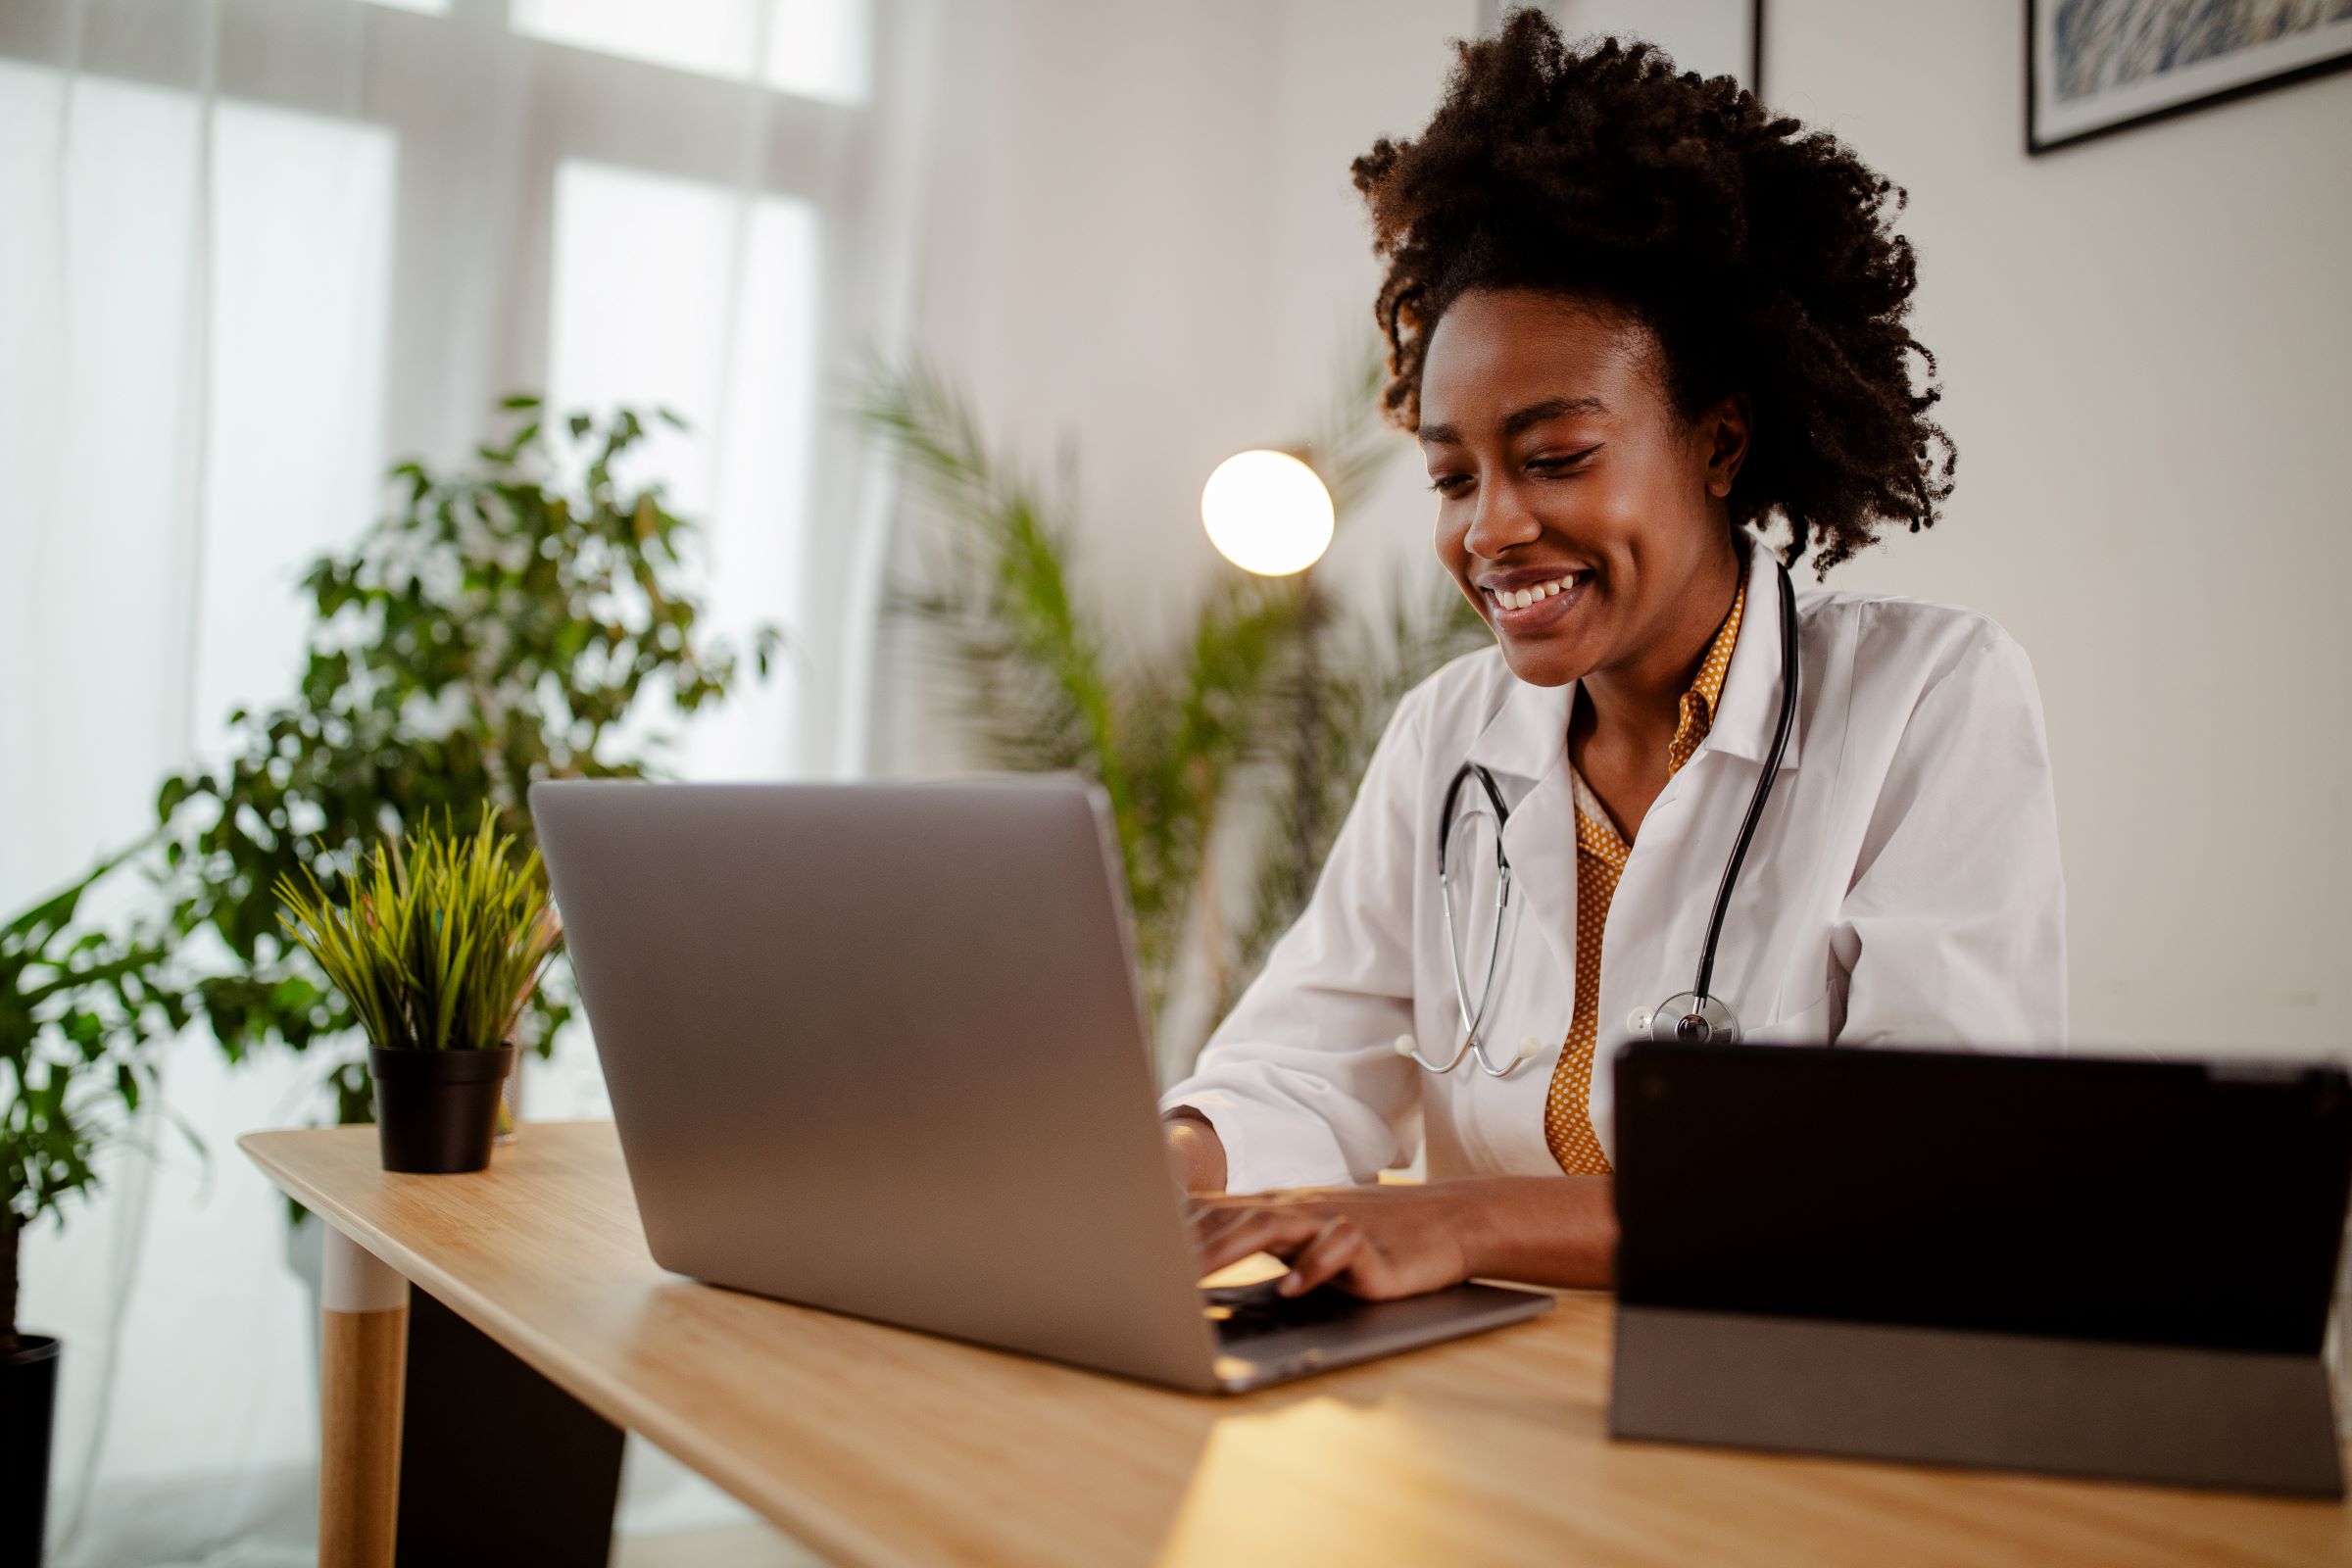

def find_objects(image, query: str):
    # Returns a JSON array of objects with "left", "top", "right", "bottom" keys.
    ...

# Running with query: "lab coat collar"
[
  {"left": 1461, "top": 673, "right": 1574, "bottom": 784},
  {"left": 1702, "top": 539, "right": 1803, "bottom": 770},
  {"left": 1459, "top": 538, "right": 1800, "bottom": 782}
]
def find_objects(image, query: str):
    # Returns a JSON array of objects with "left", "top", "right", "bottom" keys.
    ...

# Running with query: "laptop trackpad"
[{"left": 1205, "top": 1277, "right": 1553, "bottom": 1390}]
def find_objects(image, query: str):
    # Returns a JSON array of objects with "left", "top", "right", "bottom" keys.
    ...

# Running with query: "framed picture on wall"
[{"left": 2029, "top": 0, "right": 2352, "bottom": 154}]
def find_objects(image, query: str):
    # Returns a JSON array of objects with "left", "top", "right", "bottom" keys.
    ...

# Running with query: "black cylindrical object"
[
  {"left": 369, "top": 1046, "right": 517, "bottom": 1173},
  {"left": 2, "top": 1333, "right": 60, "bottom": 1568}
]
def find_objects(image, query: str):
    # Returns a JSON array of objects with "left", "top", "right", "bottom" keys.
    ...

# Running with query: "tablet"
[{"left": 1609, "top": 1041, "right": 2352, "bottom": 1494}]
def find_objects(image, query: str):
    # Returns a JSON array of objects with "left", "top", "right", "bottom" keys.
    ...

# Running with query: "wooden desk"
[{"left": 243, "top": 1121, "right": 2352, "bottom": 1568}]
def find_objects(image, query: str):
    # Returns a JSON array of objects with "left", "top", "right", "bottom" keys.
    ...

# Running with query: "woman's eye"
[
  {"left": 1427, "top": 473, "right": 1471, "bottom": 496},
  {"left": 1528, "top": 446, "right": 1598, "bottom": 475}
]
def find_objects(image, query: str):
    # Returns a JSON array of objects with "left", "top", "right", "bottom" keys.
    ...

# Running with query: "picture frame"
[{"left": 2028, "top": 0, "right": 2352, "bottom": 155}]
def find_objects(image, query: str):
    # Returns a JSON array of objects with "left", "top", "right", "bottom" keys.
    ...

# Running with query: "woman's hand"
[
  {"left": 1191, "top": 1176, "right": 1618, "bottom": 1299},
  {"left": 1193, "top": 1184, "right": 1477, "bottom": 1299}
]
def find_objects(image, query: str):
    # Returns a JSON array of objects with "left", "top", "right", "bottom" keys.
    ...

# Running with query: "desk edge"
[{"left": 238, "top": 1126, "right": 910, "bottom": 1568}]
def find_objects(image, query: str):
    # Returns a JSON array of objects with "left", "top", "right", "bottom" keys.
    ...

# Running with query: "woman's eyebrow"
[{"left": 1418, "top": 395, "right": 1608, "bottom": 449}]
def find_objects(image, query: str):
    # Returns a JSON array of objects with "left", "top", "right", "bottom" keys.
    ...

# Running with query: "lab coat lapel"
[
  {"left": 1706, "top": 542, "right": 1804, "bottom": 770},
  {"left": 1462, "top": 678, "right": 1582, "bottom": 1019}
]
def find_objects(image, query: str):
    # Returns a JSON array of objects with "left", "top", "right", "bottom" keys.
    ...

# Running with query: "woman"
[{"left": 1165, "top": 16, "right": 2064, "bottom": 1301}]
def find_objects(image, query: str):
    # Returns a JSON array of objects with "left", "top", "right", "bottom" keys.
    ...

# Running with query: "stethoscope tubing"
[
  {"left": 1413, "top": 558, "right": 1800, "bottom": 1075},
  {"left": 1427, "top": 746, "right": 1523, "bottom": 1074},
  {"left": 1687, "top": 562, "right": 1800, "bottom": 1006}
]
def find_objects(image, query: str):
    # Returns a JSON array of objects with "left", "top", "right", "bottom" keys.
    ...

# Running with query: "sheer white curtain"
[{"left": 0, "top": 1, "right": 939, "bottom": 1561}]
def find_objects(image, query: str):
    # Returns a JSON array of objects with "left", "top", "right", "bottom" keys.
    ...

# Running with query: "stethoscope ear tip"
[{"left": 1392, "top": 1034, "right": 1419, "bottom": 1059}]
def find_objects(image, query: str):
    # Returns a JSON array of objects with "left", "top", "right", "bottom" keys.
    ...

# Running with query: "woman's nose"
[{"left": 1463, "top": 475, "right": 1544, "bottom": 558}]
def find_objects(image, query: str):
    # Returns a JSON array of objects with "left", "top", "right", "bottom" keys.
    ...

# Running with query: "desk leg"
[
  {"left": 319, "top": 1227, "right": 410, "bottom": 1568},
  {"left": 396, "top": 1288, "right": 624, "bottom": 1567}
]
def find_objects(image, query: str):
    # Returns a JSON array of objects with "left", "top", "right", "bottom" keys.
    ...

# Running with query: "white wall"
[
  {"left": 1766, "top": 1, "right": 2352, "bottom": 1055},
  {"left": 887, "top": 0, "right": 2352, "bottom": 1062},
  {"left": 877, "top": 0, "right": 1478, "bottom": 780}
]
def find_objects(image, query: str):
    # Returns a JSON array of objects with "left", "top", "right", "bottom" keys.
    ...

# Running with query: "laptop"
[
  {"left": 1608, "top": 1040, "right": 2352, "bottom": 1494},
  {"left": 530, "top": 776, "right": 1552, "bottom": 1394}
]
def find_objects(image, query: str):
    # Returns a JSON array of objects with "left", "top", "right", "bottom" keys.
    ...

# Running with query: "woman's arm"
[
  {"left": 1163, "top": 1108, "right": 1227, "bottom": 1193},
  {"left": 1835, "top": 628, "right": 2067, "bottom": 1047},
  {"left": 1190, "top": 1176, "right": 1617, "bottom": 1298}
]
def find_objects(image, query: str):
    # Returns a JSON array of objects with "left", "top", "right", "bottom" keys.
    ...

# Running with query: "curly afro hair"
[{"left": 1351, "top": 11, "right": 1954, "bottom": 575}]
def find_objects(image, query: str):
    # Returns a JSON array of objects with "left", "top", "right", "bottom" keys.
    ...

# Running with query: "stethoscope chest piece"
[{"left": 1627, "top": 992, "right": 1741, "bottom": 1046}]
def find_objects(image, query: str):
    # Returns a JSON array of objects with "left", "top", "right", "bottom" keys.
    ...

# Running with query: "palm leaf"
[
  {"left": 1212, "top": 570, "right": 1490, "bottom": 1020},
  {"left": 856, "top": 361, "right": 1135, "bottom": 843},
  {"left": 858, "top": 338, "right": 1485, "bottom": 1064}
]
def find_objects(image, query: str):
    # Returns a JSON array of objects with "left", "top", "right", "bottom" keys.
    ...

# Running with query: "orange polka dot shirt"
[{"left": 1543, "top": 581, "right": 1747, "bottom": 1175}]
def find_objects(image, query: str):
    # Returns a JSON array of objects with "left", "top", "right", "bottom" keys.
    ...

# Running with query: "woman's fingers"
[
  {"left": 1184, "top": 1187, "right": 1486, "bottom": 1301},
  {"left": 1189, "top": 1198, "right": 1301, "bottom": 1249},
  {"left": 1191, "top": 1205, "right": 1329, "bottom": 1277},
  {"left": 1278, "top": 1215, "right": 1366, "bottom": 1296}
]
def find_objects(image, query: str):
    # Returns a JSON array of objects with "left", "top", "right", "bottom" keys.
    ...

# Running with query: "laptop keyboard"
[{"left": 1202, "top": 1279, "right": 1363, "bottom": 1343}]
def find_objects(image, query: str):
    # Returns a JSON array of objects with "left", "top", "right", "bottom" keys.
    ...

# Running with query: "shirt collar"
[{"left": 1668, "top": 574, "right": 1746, "bottom": 771}]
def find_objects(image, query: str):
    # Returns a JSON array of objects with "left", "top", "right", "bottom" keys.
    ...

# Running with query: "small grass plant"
[{"left": 275, "top": 810, "right": 562, "bottom": 1054}]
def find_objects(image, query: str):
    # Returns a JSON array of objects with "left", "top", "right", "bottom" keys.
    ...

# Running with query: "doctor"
[{"left": 1166, "top": 16, "right": 2065, "bottom": 1301}]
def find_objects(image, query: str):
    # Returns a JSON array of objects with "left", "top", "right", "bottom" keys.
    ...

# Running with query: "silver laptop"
[{"left": 530, "top": 776, "right": 1551, "bottom": 1394}]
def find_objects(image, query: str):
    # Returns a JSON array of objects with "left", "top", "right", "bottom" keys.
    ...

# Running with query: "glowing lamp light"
[{"left": 1200, "top": 449, "right": 1334, "bottom": 577}]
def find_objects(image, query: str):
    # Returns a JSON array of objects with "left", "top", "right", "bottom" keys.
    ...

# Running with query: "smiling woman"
[
  {"left": 1159, "top": 10, "right": 2065, "bottom": 1303},
  {"left": 1359, "top": 18, "right": 1957, "bottom": 583}
]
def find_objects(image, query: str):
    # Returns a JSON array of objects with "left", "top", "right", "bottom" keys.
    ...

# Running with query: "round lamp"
[{"left": 1200, "top": 449, "right": 1334, "bottom": 577}]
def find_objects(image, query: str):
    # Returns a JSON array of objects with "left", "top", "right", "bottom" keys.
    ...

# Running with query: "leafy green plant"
[
  {"left": 156, "top": 397, "right": 774, "bottom": 1119},
  {"left": 858, "top": 364, "right": 1297, "bottom": 1023},
  {"left": 2, "top": 853, "right": 188, "bottom": 1352},
  {"left": 277, "top": 810, "right": 562, "bottom": 1054},
  {"left": 1208, "top": 572, "right": 1488, "bottom": 1024},
  {"left": 858, "top": 346, "right": 1486, "bottom": 1054}
]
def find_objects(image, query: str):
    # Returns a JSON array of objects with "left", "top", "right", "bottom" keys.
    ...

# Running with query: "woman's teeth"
[{"left": 1489, "top": 573, "right": 1580, "bottom": 611}]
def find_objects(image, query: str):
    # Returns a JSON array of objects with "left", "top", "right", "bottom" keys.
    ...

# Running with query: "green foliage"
[
  {"left": 1211, "top": 573, "right": 1488, "bottom": 1022},
  {"left": 156, "top": 398, "right": 775, "bottom": 1119},
  {"left": 277, "top": 809, "right": 563, "bottom": 1054},
  {"left": 858, "top": 345, "right": 1488, "bottom": 1047},
  {"left": 2, "top": 851, "right": 188, "bottom": 1346},
  {"left": 857, "top": 364, "right": 1304, "bottom": 1022}
]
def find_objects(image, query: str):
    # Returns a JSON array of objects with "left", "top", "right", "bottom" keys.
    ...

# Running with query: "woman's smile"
[{"left": 1478, "top": 567, "right": 1591, "bottom": 633}]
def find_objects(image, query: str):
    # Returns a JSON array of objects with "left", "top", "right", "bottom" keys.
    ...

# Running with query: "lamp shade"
[{"left": 1200, "top": 450, "right": 1334, "bottom": 577}]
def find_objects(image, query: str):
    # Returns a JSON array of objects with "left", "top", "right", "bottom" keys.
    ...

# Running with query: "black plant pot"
[
  {"left": 2, "top": 1333, "right": 60, "bottom": 1567},
  {"left": 369, "top": 1046, "right": 517, "bottom": 1173}
]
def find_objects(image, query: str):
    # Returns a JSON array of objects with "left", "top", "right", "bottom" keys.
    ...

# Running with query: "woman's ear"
[{"left": 1700, "top": 392, "right": 1753, "bottom": 500}]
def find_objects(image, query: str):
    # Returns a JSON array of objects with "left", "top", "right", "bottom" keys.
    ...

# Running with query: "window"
[
  {"left": 548, "top": 159, "right": 819, "bottom": 776},
  {"left": 514, "top": 0, "right": 870, "bottom": 104}
]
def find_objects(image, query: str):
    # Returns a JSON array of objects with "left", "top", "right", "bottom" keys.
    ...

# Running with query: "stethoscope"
[{"left": 1394, "top": 561, "right": 1801, "bottom": 1077}]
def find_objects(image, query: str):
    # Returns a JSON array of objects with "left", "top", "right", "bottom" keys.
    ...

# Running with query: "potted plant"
[
  {"left": 277, "top": 811, "right": 562, "bottom": 1174},
  {"left": 155, "top": 396, "right": 774, "bottom": 1128},
  {"left": 2, "top": 854, "right": 185, "bottom": 1568}
]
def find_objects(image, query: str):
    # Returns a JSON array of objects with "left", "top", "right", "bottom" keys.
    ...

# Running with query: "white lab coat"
[{"left": 1162, "top": 543, "right": 2067, "bottom": 1193}]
